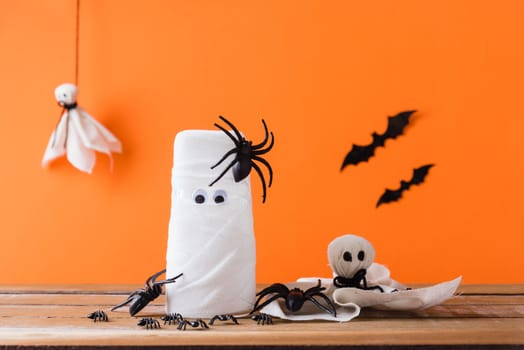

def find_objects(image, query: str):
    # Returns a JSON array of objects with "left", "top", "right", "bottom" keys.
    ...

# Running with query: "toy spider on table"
[
  {"left": 177, "top": 319, "right": 209, "bottom": 330},
  {"left": 162, "top": 313, "right": 184, "bottom": 325},
  {"left": 87, "top": 310, "right": 108, "bottom": 322},
  {"left": 251, "top": 280, "right": 337, "bottom": 317},
  {"left": 209, "top": 116, "right": 274, "bottom": 203},
  {"left": 209, "top": 314, "right": 239, "bottom": 325},
  {"left": 137, "top": 317, "right": 161, "bottom": 329},
  {"left": 111, "top": 269, "right": 183, "bottom": 316}
]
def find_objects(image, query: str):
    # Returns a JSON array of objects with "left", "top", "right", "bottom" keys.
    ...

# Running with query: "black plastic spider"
[
  {"left": 137, "top": 317, "right": 161, "bottom": 329},
  {"left": 209, "top": 116, "right": 274, "bottom": 203},
  {"left": 209, "top": 314, "right": 239, "bottom": 325},
  {"left": 177, "top": 319, "right": 209, "bottom": 331},
  {"left": 87, "top": 310, "right": 108, "bottom": 322},
  {"left": 251, "top": 313, "right": 273, "bottom": 325},
  {"left": 111, "top": 269, "right": 183, "bottom": 316},
  {"left": 333, "top": 268, "right": 384, "bottom": 292},
  {"left": 162, "top": 313, "right": 184, "bottom": 325},
  {"left": 251, "top": 280, "right": 337, "bottom": 317}
]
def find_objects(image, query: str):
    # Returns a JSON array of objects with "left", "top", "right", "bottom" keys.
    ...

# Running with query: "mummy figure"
[
  {"left": 165, "top": 128, "right": 257, "bottom": 317},
  {"left": 42, "top": 83, "right": 122, "bottom": 173}
]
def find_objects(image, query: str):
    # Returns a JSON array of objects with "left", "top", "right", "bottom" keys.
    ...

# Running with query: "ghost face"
[
  {"left": 54, "top": 83, "right": 78, "bottom": 106},
  {"left": 328, "top": 234, "right": 375, "bottom": 278}
]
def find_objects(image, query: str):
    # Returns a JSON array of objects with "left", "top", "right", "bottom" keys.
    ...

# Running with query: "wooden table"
[{"left": 0, "top": 284, "right": 523, "bottom": 349}]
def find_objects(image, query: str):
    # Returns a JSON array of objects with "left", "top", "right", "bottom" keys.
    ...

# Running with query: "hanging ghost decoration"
[{"left": 42, "top": 83, "right": 122, "bottom": 173}]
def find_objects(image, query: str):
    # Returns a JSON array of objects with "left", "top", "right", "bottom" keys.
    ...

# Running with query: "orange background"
[{"left": 1, "top": 0, "right": 523, "bottom": 284}]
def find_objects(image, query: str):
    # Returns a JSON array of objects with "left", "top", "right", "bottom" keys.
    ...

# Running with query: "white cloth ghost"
[
  {"left": 165, "top": 130, "right": 256, "bottom": 317},
  {"left": 300, "top": 234, "right": 461, "bottom": 311},
  {"left": 42, "top": 83, "right": 122, "bottom": 173}
]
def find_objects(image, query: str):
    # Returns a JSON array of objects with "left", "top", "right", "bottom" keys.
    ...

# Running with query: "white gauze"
[{"left": 165, "top": 130, "right": 256, "bottom": 317}]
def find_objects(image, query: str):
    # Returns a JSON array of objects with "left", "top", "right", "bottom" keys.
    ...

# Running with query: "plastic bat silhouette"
[
  {"left": 376, "top": 164, "right": 434, "bottom": 207},
  {"left": 341, "top": 110, "right": 416, "bottom": 171}
]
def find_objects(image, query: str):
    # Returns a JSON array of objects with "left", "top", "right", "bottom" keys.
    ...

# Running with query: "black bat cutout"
[
  {"left": 341, "top": 110, "right": 416, "bottom": 171},
  {"left": 376, "top": 164, "right": 434, "bottom": 207}
]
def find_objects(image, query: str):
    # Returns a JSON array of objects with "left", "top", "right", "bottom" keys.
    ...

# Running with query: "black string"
[
  {"left": 75, "top": 0, "right": 80, "bottom": 85},
  {"left": 51, "top": 1, "right": 79, "bottom": 149}
]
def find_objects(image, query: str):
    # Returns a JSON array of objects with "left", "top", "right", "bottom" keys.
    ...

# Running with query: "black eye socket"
[
  {"left": 343, "top": 251, "right": 352, "bottom": 262},
  {"left": 192, "top": 189, "right": 207, "bottom": 204},
  {"left": 213, "top": 190, "right": 227, "bottom": 204},
  {"left": 358, "top": 250, "right": 365, "bottom": 261}
]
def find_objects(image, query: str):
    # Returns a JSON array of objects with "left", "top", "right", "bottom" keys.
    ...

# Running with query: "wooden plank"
[
  {"left": 0, "top": 284, "right": 523, "bottom": 347},
  {"left": 0, "top": 293, "right": 162, "bottom": 306},
  {"left": 1, "top": 284, "right": 524, "bottom": 294},
  {"left": 3, "top": 293, "right": 524, "bottom": 307},
  {"left": 2, "top": 302, "right": 524, "bottom": 319},
  {"left": 0, "top": 318, "right": 523, "bottom": 346}
]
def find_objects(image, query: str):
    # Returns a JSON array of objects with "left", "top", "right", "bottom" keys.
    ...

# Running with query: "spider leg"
[
  {"left": 251, "top": 119, "right": 270, "bottom": 150},
  {"left": 214, "top": 122, "right": 241, "bottom": 146},
  {"left": 209, "top": 157, "right": 238, "bottom": 187},
  {"left": 210, "top": 148, "right": 237, "bottom": 170},
  {"left": 251, "top": 161, "right": 268, "bottom": 203},
  {"left": 217, "top": 115, "right": 243, "bottom": 143},
  {"left": 256, "top": 283, "right": 290, "bottom": 297},
  {"left": 154, "top": 273, "right": 183, "bottom": 287},
  {"left": 252, "top": 155, "right": 273, "bottom": 187},
  {"left": 303, "top": 279, "right": 326, "bottom": 295},
  {"left": 111, "top": 291, "right": 139, "bottom": 311},
  {"left": 252, "top": 131, "right": 274, "bottom": 154},
  {"left": 251, "top": 294, "right": 285, "bottom": 314},
  {"left": 306, "top": 293, "right": 337, "bottom": 317},
  {"left": 146, "top": 269, "right": 167, "bottom": 289}
]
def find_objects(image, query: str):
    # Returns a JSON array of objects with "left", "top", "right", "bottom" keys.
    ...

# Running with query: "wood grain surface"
[{"left": 0, "top": 284, "right": 523, "bottom": 349}]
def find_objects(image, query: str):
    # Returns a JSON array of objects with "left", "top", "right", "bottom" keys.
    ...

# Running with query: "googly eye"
[
  {"left": 213, "top": 190, "right": 227, "bottom": 204},
  {"left": 192, "top": 189, "right": 207, "bottom": 204},
  {"left": 358, "top": 250, "right": 365, "bottom": 261},
  {"left": 343, "top": 251, "right": 352, "bottom": 262}
]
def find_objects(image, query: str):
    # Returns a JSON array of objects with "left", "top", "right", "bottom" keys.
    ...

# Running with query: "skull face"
[
  {"left": 54, "top": 83, "right": 78, "bottom": 106},
  {"left": 328, "top": 234, "right": 375, "bottom": 278}
]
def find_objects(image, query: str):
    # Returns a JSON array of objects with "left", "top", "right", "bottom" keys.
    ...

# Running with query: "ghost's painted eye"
[
  {"left": 213, "top": 190, "right": 227, "bottom": 204},
  {"left": 343, "top": 251, "right": 352, "bottom": 262},
  {"left": 358, "top": 250, "right": 365, "bottom": 261},
  {"left": 192, "top": 189, "right": 207, "bottom": 204}
]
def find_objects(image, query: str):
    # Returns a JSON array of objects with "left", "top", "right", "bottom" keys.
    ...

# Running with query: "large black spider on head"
[
  {"left": 111, "top": 269, "right": 183, "bottom": 316},
  {"left": 209, "top": 116, "right": 274, "bottom": 203},
  {"left": 250, "top": 280, "right": 337, "bottom": 317}
]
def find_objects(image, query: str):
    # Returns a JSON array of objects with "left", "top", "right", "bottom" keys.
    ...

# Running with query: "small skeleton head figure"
[
  {"left": 54, "top": 83, "right": 78, "bottom": 107},
  {"left": 328, "top": 234, "right": 375, "bottom": 280}
]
